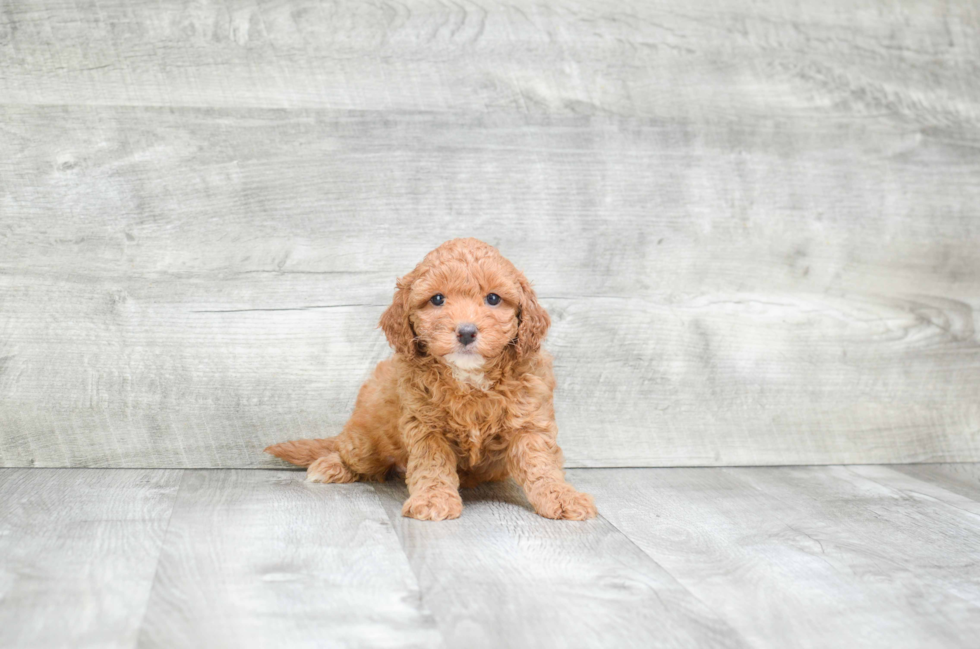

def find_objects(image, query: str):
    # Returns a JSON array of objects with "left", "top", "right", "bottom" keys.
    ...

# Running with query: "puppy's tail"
[{"left": 264, "top": 437, "right": 339, "bottom": 468}]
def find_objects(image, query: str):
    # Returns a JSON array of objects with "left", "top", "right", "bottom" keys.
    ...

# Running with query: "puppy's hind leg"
[
  {"left": 306, "top": 452, "right": 358, "bottom": 483},
  {"left": 326, "top": 361, "right": 405, "bottom": 483},
  {"left": 267, "top": 358, "right": 400, "bottom": 484},
  {"left": 294, "top": 414, "right": 397, "bottom": 484},
  {"left": 264, "top": 436, "right": 355, "bottom": 483},
  {"left": 329, "top": 420, "right": 399, "bottom": 483}
]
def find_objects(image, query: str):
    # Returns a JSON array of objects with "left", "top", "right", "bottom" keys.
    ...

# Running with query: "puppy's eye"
[
  {"left": 485, "top": 293, "right": 501, "bottom": 306},
  {"left": 430, "top": 294, "right": 445, "bottom": 306}
]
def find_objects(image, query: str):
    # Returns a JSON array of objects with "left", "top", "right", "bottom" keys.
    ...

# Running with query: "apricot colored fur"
[{"left": 265, "top": 238, "right": 596, "bottom": 521}]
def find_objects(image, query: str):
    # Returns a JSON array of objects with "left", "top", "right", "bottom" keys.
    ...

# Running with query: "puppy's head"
[{"left": 379, "top": 238, "right": 549, "bottom": 367}]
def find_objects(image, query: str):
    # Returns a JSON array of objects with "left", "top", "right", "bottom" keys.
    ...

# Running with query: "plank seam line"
[
  {"left": 131, "top": 469, "right": 187, "bottom": 645},
  {"left": 592, "top": 505, "right": 751, "bottom": 644},
  {"left": 560, "top": 475, "right": 752, "bottom": 644},
  {"left": 370, "top": 481, "right": 450, "bottom": 649},
  {"left": 190, "top": 304, "right": 388, "bottom": 313}
]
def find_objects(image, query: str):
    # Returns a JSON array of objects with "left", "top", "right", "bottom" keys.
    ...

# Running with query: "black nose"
[{"left": 456, "top": 323, "right": 478, "bottom": 346}]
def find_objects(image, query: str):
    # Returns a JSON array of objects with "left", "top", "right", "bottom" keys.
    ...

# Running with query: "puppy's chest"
[
  {"left": 437, "top": 397, "right": 513, "bottom": 467},
  {"left": 444, "top": 421, "right": 509, "bottom": 468}
]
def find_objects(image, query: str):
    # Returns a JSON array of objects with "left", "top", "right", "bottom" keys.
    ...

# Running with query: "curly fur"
[{"left": 266, "top": 238, "right": 596, "bottom": 521}]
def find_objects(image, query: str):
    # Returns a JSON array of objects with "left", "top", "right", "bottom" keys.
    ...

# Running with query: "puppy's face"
[
  {"left": 408, "top": 259, "right": 520, "bottom": 367},
  {"left": 379, "top": 239, "right": 550, "bottom": 366}
]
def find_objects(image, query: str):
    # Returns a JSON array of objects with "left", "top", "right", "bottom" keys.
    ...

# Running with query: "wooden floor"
[{"left": 1, "top": 465, "right": 979, "bottom": 648}]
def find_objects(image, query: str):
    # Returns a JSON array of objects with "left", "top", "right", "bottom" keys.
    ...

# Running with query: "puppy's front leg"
[
  {"left": 508, "top": 430, "right": 597, "bottom": 521},
  {"left": 402, "top": 422, "right": 463, "bottom": 521}
]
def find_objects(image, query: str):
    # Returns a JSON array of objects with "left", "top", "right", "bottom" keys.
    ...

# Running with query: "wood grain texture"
[
  {"left": 372, "top": 477, "right": 748, "bottom": 649},
  {"left": 3, "top": 465, "right": 980, "bottom": 646},
  {"left": 891, "top": 462, "right": 980, "bottom": 502},
  {"left": 0, "top": 468, "right": 181, "bottom": 649},
  {"left": 573, "top": 466, "right": 980, "bottom": 648},
  {"left": 1, "top": 0, "right": 980, "bottom": 468},
  {"left": 846, "top": 464, "right": 980, "bottom": 516},
  {"left": 1, "top": 0, "right": 979, "bottom": 120},
  {"left": 137, "top": 470, "right": 441, "bottom": 649},
  {"left": 736, "top": 466, "right": 980, "bottom": 613}
]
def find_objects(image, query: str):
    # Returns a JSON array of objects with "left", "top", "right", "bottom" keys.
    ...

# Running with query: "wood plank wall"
[{"left": 1, "top": 0, "right": 978, "bottom": 467}]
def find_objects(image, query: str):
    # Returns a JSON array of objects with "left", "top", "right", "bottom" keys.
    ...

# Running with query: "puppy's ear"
[
  {"left": 515, "top": 271, "right": 550, "bottom": 357},
  {"left": 379, "top": 273, "right": 419, "bottom": 356}
]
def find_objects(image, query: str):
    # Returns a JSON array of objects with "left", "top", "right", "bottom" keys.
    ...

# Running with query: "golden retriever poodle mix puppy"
[{"left": 266, "top": 238, "right": 597, "bottom": 521}]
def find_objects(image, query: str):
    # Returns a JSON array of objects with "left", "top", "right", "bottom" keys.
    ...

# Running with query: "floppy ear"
[
  {"left": 515, "top": 272, "right": 550, "bottom": 357},
  {"left": 379, "top": 273, "right": 419, "bottom": 356}
]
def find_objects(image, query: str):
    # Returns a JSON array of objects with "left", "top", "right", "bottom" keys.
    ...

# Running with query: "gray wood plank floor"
[
  {"left": 0, "top": 469, "right": 182, "bottom": 648},
  {"left": 373, "top": 479, "right": 745, "bottom": 649},
  {"left": 2, "top": 466, "right": 979, "bottom": 648},
  {"left": 137, "top": 471, "right": 441, "bottom": 649}
]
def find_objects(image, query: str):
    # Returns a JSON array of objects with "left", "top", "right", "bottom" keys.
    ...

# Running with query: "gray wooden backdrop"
[{"left": 1, "top": 0, "right": 978, "bottom": 468}]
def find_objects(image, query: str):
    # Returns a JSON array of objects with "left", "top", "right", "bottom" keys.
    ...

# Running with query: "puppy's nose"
[{"left": 456, "top": 323, "right": 478, "bottom": 347}]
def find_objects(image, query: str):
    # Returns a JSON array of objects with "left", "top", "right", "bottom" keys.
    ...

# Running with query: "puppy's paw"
[
  {"left": 306, "top": 454, "right": 357, "bottom": 484},
  {"left": 531, "top": 484, "right": 597, "bottom": 521},
  {"left": 402, "top": 490, "right": 463, "bottom": 521}
]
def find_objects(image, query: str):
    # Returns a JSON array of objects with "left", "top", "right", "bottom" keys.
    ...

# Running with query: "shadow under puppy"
[{"left": 266, "top": 238, "right": 596, "bottom": 521}]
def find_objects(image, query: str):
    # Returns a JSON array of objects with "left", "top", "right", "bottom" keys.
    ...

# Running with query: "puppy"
[{"left": 266, "top": 238, "right": 596, "bottom": 521}]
